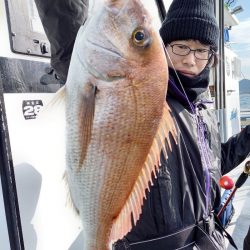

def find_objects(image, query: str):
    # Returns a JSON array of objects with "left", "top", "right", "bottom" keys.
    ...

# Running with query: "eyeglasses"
[{"left": 168, "top": 44, "right": 214, "bottom": 60}]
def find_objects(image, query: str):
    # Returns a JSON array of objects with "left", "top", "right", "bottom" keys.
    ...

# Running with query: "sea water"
[
  {"left": 240, "top": 93, "right": 250, "bottom": 110},
  {"left": 240, "top": 93, "right": 250, "bottom": 129}
]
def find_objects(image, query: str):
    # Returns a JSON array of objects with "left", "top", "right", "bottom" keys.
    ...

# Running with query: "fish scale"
[{"left": 50, "top": 0, "right": 178, "bottom": 249}]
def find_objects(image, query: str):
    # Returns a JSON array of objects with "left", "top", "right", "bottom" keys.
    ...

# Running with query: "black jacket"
[{"left": 114, "top": 77, "right": 250, "bottom": 250}]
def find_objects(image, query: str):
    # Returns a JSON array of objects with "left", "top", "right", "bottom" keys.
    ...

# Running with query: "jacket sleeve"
[
  {"left": 221, "top": 125, "right": 250, "bottom": 175},
  {"left": 34, "top": 0, "right": 89, "bottom": 82}
]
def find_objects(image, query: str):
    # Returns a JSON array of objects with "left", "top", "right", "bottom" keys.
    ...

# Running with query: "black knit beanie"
[{"left": 159, "top": 0, "right": 219, "bottom": 51}]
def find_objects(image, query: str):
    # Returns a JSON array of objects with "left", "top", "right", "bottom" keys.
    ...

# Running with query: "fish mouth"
[{"left": 77, "top": 38, "right": 126, "bottom": 82}]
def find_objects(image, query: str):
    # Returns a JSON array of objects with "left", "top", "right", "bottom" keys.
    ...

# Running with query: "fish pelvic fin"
[
  {"left": 78, "top": 83, "right": 96, "bottom": 170},
  {"left": 110, "top": 102, "right": 177, "bottom": 243}
]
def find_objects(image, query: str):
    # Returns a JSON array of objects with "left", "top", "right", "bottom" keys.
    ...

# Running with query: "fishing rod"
[
  {"left": 218, "top": 175, "right": 235, "bottom": 228},
  {"left": 217, "top": 161, "right": 250, "bottom": 218},
  {"left": 154, "top": 0, "right": 167, "bottom": 22}
]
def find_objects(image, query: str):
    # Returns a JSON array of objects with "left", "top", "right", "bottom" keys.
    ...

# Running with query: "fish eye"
[{"left": 132, "top": 27, "right": 151, "bottom": 47}]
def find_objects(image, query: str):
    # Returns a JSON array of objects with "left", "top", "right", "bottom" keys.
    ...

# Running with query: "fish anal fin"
[{"left": 109, "top": 102, "right": 177, "bottom": 243}]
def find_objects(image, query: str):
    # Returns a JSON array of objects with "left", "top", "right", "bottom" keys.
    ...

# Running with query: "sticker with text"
[{"left": 22, "top": 100, "right": 43, "bottom": 120}]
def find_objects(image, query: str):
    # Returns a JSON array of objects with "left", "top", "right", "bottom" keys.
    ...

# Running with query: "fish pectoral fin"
[
  {"left": 78, "top": 83, "right": 97, "bottom": 169},
  {"left": 110, "top": 103, "right": 177, "bottom": 243}
]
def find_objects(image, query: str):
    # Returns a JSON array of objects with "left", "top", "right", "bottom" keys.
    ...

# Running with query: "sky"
[{"left": 227, "top": 0, "right": 250, "bottom": 79}]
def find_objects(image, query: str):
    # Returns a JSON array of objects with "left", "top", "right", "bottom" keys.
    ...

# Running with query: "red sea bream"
[{"left": 57, "top": 0, "right": 177, "bottom": 249}]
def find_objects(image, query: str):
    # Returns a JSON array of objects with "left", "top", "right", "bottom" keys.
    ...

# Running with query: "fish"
[{"left": 56, "top": 0, "right": 177, "bottom": 249}]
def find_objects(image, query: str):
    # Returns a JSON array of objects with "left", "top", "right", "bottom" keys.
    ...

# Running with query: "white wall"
[{"left": 224, "top": 47, "right": 241, "bottom": 139}]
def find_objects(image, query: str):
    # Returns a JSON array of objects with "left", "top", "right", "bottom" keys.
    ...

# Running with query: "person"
[
  {"left": 34, "top": 0, "right": 249, "bottom": 249},
  {"left": 34, "top": 0, "right": 89, "bottom": 85},
  {"left": 113, "top": 0, "right": 250, "bottom": 249}
]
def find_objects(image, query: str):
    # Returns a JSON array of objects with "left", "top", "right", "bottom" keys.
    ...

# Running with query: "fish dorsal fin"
[
  {"left": 110, "top": 103, "right": 177, "bottom": 243},
  {"left": 49, "top": 85, "right": 66, "bottom": 106},
  {"left": 78, "top": 83, "right": 96, "bottom": 169},
  {"left": 37, "top": 85, "right": 66, "bottom": 120}
]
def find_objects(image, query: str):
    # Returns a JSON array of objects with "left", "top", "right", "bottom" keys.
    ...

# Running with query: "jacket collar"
[{"left": 167, "top": 67, "right": 211, "bottom": 111}]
